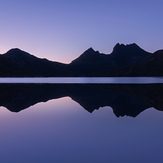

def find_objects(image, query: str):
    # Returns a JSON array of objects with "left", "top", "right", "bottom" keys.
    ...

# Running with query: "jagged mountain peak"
[
  {"left": 85, "top": 47, "right": 95, "bottom": 53},
  {"left": 111, "top": 43, "right": 150, "bottom": 57},
  {"left": 113, "top": 43, "right": 140, "bottom": 53},
  {"left": 70, "top": 47, "right": 103, "bottom": 64},
  {"left": 82, "top": 47, "right": 100, "bottom": 56},
  {"left": 113, "top": 43, "right": 125, "bottom": 49}
]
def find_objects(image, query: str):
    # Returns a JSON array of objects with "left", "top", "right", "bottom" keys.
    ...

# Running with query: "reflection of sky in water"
[
  {"left": 0, "top": 98, "right": 163, "bottom": 163},
  {"left": 1, "top": 77, "right": 163, "bottom": 84}
]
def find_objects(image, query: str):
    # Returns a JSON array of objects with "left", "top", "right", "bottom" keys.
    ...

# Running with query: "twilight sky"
[{"left": 0, "top": 0, "right": 163, "bottom": 63}]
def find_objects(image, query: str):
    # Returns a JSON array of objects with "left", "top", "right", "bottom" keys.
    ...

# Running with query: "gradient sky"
[{"left": 0, "top": 0, "right": 163, "bottom": 63}]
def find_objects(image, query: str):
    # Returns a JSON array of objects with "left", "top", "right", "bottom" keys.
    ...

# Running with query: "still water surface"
[
  {"left": 0, "top": 77, "right": 163, "bottom": 83},
  {"left": 0, "top": 78, "right": 163, "bottom": 163}
]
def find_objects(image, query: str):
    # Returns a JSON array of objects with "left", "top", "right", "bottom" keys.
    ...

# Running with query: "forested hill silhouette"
[{"left": 0, "top": 43, "right": 162, "bottom": 76}]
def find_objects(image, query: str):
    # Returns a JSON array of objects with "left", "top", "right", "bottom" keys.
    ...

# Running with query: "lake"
[
  {"left": 0, "top": 78, "right": 163, "bottom": 163},
  {"left": 0, "top": 77, "right": 163, "bottom": 83}
]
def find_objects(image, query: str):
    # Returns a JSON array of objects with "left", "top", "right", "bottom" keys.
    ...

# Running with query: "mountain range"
[{"left": 0, "top": 43, "right": 163, "bottom": 76}]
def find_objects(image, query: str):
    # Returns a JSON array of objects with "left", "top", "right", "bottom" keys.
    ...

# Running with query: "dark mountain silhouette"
[
  {"left": 0, "top": 83, "right": 163, "bottom": 117},
  {"left": 0, "top": 48, "right": 67, "bottom": 77},
  {"left": 0, "top": 43, "right": 160, "bottom": 77},
  {"left": 68, "top": 43, "right": 151, "bottom": 76},
  {"left": 110, "top": 43, "right": 151, "bottom": 67},
  {"left": 68, "top": 48, "right": 113, "bottom": 76},
  {"left": 125, "top": 50, "right": 163, "bottom": 76}
]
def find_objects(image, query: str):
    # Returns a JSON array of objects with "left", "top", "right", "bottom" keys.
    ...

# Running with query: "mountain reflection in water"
[{"left": 0, "top": 83, "right": 163, "bottom": 117}]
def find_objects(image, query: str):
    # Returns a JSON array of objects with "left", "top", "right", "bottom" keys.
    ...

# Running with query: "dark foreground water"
[{"left": 0, "top": 78, "right": 163, "bottom": 163}]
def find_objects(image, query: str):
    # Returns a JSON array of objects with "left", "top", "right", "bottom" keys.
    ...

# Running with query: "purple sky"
[
  {"left": 0, "top": 97, "right": 163, "bottom": 163},
  {"left": 0, "top": 0, "right": 163, "bottom": 63}
]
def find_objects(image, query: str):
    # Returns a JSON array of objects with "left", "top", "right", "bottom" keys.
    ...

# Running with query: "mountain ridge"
[{"left": 0, "top": 43, "right": 162, "bottom": 77}]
